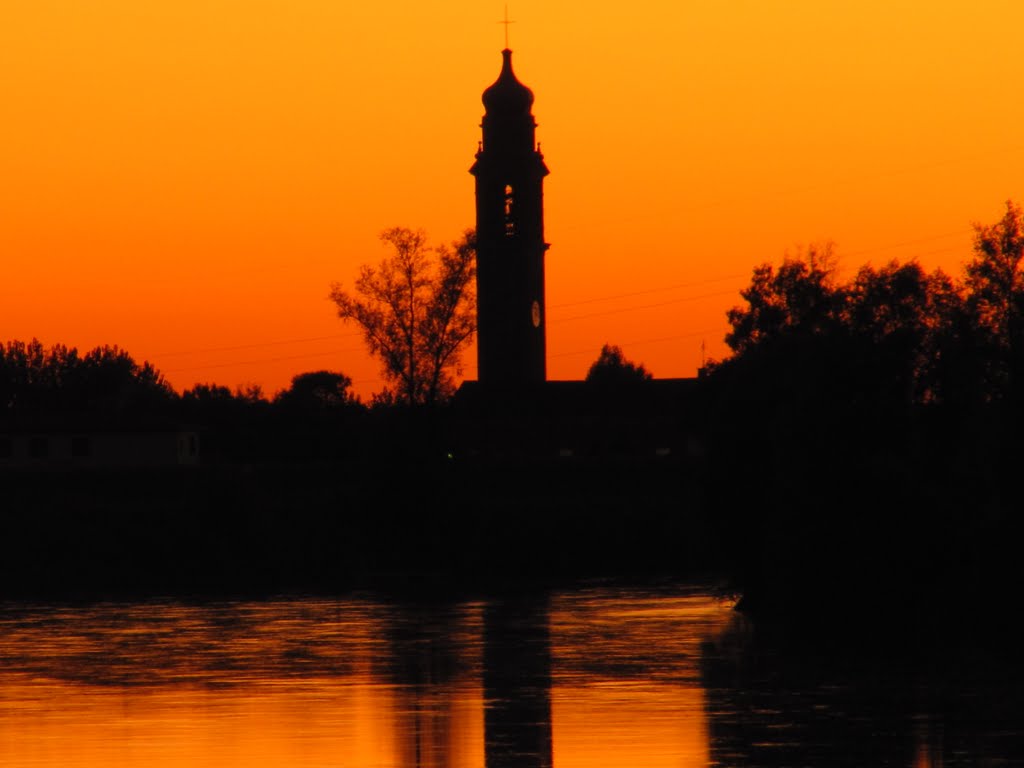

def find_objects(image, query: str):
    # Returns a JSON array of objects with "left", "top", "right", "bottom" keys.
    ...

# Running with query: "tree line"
[
  {"left": 700, "top": 200, "right": 1024, "bottom": 510},
  {"left": 701, "top": 201, "right": 1024, "bottom": 633},
  {"left": 3, "top": 205, "right": 1022, "bottom": 618},
  {"left": 701, "top": 201, "right": 1024, "bottom": 517},
  {"left": 0, "top": 339, "right": 359, "bottom": 427},
  {"left": 715, "top": 200, "right": 1024, "bottom": 411},
  {"left": 4, "top": 201, "right": 1023, "bottom": 436}
]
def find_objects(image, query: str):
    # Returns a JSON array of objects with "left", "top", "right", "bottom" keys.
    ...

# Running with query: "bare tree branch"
[{"left": 329, "top": 227, "right": 476, "bottom": 406}]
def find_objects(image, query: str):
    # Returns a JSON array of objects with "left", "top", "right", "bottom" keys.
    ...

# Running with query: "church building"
[
  {"left": 470, "top": 48, "right": 549, "bottom": 386},
  {"left": 456, "top": 49, "right": 700, "bottom": 460}
]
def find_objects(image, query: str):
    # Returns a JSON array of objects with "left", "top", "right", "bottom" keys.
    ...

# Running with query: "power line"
[
  {"left": 547, "top": 327, "right": 728, "bottom": 359},
  {"left": 154, "top": 331, "right": 360, "bottom": 359},
  {"left": 159, "top": 227, "right": 981, "bottom": 377},
  {"left": 548, "top": 273, "right": 747, "bottom": 309},
  {"left": 152, "top": 225, "right": 976, "bottom": 364},
  {"left": 165, "top": 346, "right": 362, "bottom": 374},
  {"left": 549, "top": 289, "right": 738, "bottom": 324},
  {"left": 841, "top": 228, "right": 972, "bottom": 259},
  {"left": 835, "top": 244, "right": 967, "bottom": 274}
]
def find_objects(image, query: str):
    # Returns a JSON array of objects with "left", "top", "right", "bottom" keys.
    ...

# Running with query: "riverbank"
[
  {"left": 2, "top": 450, "right": 1020, "bottom": 662},
  {"left": 0, "top": 455, "right": 721, "bottom": 600}
]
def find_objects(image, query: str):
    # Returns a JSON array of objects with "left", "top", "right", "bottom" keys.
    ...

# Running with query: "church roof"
[{"left": 482, "top": 49, "right": 534, "bottom": 115}]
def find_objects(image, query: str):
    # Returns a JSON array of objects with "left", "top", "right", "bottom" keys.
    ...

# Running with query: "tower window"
[{"left": 503, "top": 184, "right": 516, "bottom": 236}]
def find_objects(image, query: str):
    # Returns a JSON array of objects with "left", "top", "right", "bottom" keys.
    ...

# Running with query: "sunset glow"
[
  {"left": 3, "top": 1, "right": 1022, "bottom": 397},
  {"left": 0, "top": 594, "right": 736, "bottom": 768}
]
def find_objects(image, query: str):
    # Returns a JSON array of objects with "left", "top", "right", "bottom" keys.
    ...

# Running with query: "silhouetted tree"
[
  {"left": 274, "top": 370, "right": 357, "bottom": 410},
  {"left": 704, "top": 208, "right": 1024, "bottom": 636},
  {"left": 77, "top": 345, "right": 173, "bottom": 412},
  {"left": 967, "top": 201, "right": 1024, "bottom": 335},
  {"left": 965, "top": 200, "right": 1024, "bottom": 400},
  {"left": 725, "top": 243, "right": 841, "bottom": 355},
  {"left": 719, "top": 243, "right": 971, "bottom": 411},
  {"left": 0, "top": 339, "right": 174, "bottom": 419},
  {"left": 843, "top": 260, "right": 961, "bottom": 406},
  {"left": 181, "top": 383, "right": 235, "bottom": 404},
  {"left": 179, "top": 382, "right": 271, "bottom": 418},
  {"left": 177, "top": 382, "right": 277, "bottom": 461},
  {"left": 329, "top": 227, "right": 476, "bottom": 407},
  {"left": 234, "top": 383, "right": 267, "bottom": 403},
  {"left": 585, "top": 344, "right": 653, "bottom": 386}
]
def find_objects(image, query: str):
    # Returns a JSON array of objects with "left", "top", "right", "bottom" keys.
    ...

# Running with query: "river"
[{"left": 0, "top": 586, "right": 1020, "bottom": 767}]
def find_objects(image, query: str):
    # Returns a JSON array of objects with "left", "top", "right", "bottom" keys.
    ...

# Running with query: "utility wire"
[
  {"left": 549, "top": 289, "right": 739, "bottom": 324},
  {"left": 165, "top": 346, "right": 363, "bottom": 374},
  {"left": 159, "top": 229, "right": 979, "bottom": 375},
  {"left": 547, "top": 327, "right": 727, "bottom": 359},
  {"left": 155, "top": 331, "right": 360, "bottom": 359},
  {"left": 548, "top": 273, "right": 747, "bottom": 309},
  {"left": 842, "top": 229, "right": 972, "bottom": 259}
]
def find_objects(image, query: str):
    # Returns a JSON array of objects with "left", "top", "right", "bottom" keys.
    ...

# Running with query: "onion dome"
[{"left": 482, "top": 49, "right": 534, "bottom": 114}]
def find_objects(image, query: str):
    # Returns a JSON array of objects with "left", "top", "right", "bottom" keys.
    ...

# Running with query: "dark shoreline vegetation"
[
  {"left": 3, "top": 202, "right": 1024, "bottom": 654},
  {"left": 1, "top": 406, "right": 1019, "bottom": 653}
]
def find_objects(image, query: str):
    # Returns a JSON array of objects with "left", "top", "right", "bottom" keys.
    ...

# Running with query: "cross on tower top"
[{"left": 498, "top": 5, "right": 515, "bottom": 49}]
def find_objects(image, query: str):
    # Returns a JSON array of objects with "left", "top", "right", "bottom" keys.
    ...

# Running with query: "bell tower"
[{"left": 471, "top": 48, "right": 550, "bottom": 386}]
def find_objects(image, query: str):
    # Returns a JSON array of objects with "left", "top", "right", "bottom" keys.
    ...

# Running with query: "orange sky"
[{"left": 2, "top": 1, "right": 1023, "bottom": 398}]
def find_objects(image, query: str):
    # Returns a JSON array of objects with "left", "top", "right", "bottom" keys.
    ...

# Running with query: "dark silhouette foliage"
[
  {"left": 4, "top": 204, "right": 1024, "bottom": 632},
  {"left": 719, "top": 245, "right": 977, "bottom": 411},
  {"left": 725, "top": 243, "right": 842, "bottom": 355},
  {"left": 964, "top": 200, "right": 1024, "bottom": 400},
  {"left": 705, "top": 203, "right": 1024, "bottom": 637},
  {"left": 585, "top": 344, "right": 653, "bottom": 386},
  {"left": 179, "top": 382, "right": 267, "bottom": 419},
  {"left": 0, "top": 339, "right": 174, "bottom": 421},
  {"left": 329, "top": 227, "right": 477, "bottom": 407},
  {"left": 719, "top": 202, "right": 1024, "bottom": 412},
  {"left": 181, "top": 383, "right": 237, "bottom": 405},
  {"left": 274, "top": 370, "right": 358, "bottom": 410}
]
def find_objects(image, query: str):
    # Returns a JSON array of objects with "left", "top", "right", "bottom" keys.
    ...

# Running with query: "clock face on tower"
[{"left": 531, "top": 300, "right": 541, "bottom": 328}]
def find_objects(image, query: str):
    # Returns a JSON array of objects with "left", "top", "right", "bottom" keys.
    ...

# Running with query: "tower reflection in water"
[
  {"left": 386, "top": 603, "right": 484, "bottom": 768},
  {"left": 484, "top": 599, "right": 553, "bottom": 768},
  {"left": 388, "top": 591, "right": 719, "bottom": 768},
  {"left": 385, "top": 598, "right": 552, "bottom": 768}
]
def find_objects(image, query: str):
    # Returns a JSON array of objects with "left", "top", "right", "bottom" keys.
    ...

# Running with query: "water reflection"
[
  {"left": 700, "top": 620, "right": 1024, "bottom": 768},
  {"left": 483, "top": 599, "right": 552, "bottom": 768},
  {"left": 702, "top": 645, "right": 918, "bottom": 768},
  {"left": 0, "top": 590, "right": 1021, "bottom": 767},
  {"left": 385, "top": 603, "right": 483, "bottom": 768},
  {"left": 549, "top": 590, "right": 722, "bottom": 768}
]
